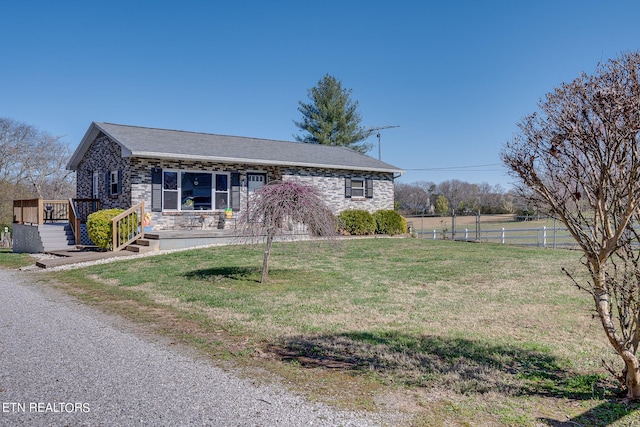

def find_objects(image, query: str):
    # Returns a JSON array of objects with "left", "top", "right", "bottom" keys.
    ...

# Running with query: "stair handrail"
[
  {"left": 68, "top": 198, "right": 80, "bottom": 246},
  {"left": 112, "top": 202, "right": 145, "bottom": 251}
]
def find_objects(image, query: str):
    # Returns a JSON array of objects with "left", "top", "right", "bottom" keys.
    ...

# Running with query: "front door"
[
  {"left": 247, "top": 173, "right": 266, "bottom": 194},
  {"left": 246, "top": 173, "right": 266, "bottom": 213}
]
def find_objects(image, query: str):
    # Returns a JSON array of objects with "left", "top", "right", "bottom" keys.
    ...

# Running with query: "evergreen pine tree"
[{"left": 294, "top": 74, "right": 372, "bottom": 154}]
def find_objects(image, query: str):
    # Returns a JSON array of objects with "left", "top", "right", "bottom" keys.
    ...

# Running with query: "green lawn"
[
  {"left": 0, "top": 248, "right": 34, "bottom": 269},
  {"left": 31, "top": 238, "right": 639, "bottom": 426}
]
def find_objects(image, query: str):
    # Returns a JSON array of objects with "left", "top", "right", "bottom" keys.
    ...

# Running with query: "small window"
[
  {"left": 345, "top": 177, "right": 373, "bottom": 199},
  {"left": 351, "top": 179, "right": 365, "bottom": 198},
  {"left": 109, "top": 170, "right": 121, "bottom": 195},
  {"left": 92, "top": 171, "right": 99, "bottom": 198}
]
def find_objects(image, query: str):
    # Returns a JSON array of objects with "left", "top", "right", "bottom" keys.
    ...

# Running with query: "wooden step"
[{"left": 125, "top": 237, "right": 160, "bottom": 253}]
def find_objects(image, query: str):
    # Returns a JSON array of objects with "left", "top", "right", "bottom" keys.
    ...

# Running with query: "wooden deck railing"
[
  {"left": 13, "top": 199, "right": 69, "bottom": 225},
  {"left": 13, "top": 198, "right": 42, "bottom": 225},
  {"left": 112, "top": 202, "right": 145, "bottom": 251},
  {"left": 13, "top": 198, "right": 148, "bottom": 251},
  {"left": 13, "top": 197, "right": 100, "bottom": 246}
]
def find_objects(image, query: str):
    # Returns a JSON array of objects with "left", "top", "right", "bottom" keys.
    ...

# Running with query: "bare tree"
[
  {"left": 395, "top": 183, "right": 431, "bottom": 215},
  {"left": 237, "top": 180, "right": 338, "bottom": 284},
  {"left": 22, "top": 131, "right": 74, "bottom": 199},
  {"left": 0, "top": 118, "right": 32, "bottom": 183},
  {"left": 0, "top": 118, "right": 75, "bottom": 225},
  {"left": 437, "top": 179, "right": 465, "bottom": 212},
  {"left": 415, "top": 180, "right": 437, "bottom": 213},
  {"left": 502, "top": 52, "right": 640, "bottom": 399}
]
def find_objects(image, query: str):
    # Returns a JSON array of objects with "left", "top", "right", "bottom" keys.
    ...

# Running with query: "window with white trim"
[
  {"left": 351, "top": 178, "right": 365, "bottom": 198},
  {"left": 345, "top": 177, "right": 373, "bottom": 199},
  {"left": 214, "top": 174, "right": 228, "bottom": 209},
  {"left": 109, "top": 170, "right": 121, "bottom": 195},
  {"left": 163, "top": 171, "right": 179, "bottom": 210}
]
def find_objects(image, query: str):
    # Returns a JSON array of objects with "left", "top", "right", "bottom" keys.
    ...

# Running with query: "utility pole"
[{"left": 366, "top": 125, "right": 399, "bottom": 160}]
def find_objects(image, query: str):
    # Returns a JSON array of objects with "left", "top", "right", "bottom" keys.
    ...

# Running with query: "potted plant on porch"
[{"left": 143, "top": 212, "right": 152, "bottom": 232}]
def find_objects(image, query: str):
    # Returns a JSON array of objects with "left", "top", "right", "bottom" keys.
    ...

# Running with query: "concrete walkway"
[
  {"left": 34, "top": 248, "right": 138, "bottom": 269},
  {"left": 33, "top": 229, "right": 245, "bottom": 269}
]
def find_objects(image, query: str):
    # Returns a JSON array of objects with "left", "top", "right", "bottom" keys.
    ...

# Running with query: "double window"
[{"left": 162, "top": 170, "right": 229, "bottom": 211}]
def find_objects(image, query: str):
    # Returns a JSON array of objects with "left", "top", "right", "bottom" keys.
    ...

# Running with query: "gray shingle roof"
[{"left": 67, "top": 122, "right": 404, "bottom": 174}]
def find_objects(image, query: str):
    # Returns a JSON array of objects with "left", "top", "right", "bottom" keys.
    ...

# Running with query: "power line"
[{"left": 405, "top": 163, "right": 502, "bottom": 171}]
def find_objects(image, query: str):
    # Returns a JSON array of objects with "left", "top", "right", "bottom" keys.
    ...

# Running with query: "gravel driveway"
[{"left": 0, "top": 268, "right": 393, "bottom": 426}]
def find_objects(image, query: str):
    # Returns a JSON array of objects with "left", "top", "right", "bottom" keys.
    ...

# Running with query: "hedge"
[
  {"left": 338, "top": 209, "right": 376, "bottom": 235},
  {"left": 373, "top": 210, "right": 407, "bottom": 235},
  {"left": 86, "top": 209, "right": 125, "bottom": 250}
]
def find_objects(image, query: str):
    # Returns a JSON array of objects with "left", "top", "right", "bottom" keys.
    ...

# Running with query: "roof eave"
[
  {"left": 66, "top": 122, "right": 101, "bottom": 170},
  {"left": 67, "top": 122, "right": 133, "bottom": 170},
  {"left": 131, "top": 152, "right": 404, "bottom": 175}
]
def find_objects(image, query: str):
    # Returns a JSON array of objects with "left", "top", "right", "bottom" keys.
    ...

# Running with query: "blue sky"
[{"left": 2, "top": 1, "right": 639, "bottom": 189}]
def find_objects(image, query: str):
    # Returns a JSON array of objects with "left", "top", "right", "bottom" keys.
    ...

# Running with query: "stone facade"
[
  {"left": 76, "top": 135, "right": 397, "bottom": 231},
  {"left": 128, "top": 157, "right": 265, "bottom": 230},
  {"left": 281, "top": 166, "right": 395, "bottom": 213},
  {"left": 75, "top": 135, "right": 131, "bottom": 210}
]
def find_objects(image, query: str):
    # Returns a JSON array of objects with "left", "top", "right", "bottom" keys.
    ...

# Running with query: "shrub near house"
[
  {"left": 339, "top": 209, "right": 407, "bottom": 236},
  {"left": 373, "top": 210, "right": 407, "bottom": 235},
  {"left": 86, "top": 209, "right": 125, "bottom": 250}
]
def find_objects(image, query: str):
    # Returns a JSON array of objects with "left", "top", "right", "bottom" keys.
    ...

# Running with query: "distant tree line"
[
  {"left": 395, "top": 179, "right": 527, "bottom": 216},
  {"left": 0, "top": 117, "right": 75, "bottom": 228}
]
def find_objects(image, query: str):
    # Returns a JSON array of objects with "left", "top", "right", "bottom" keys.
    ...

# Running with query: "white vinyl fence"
[
  {"left": 409, "top": 215, "right": 577, "bottom": 249},
  {"left": 458, "top": 226, "right": 573, "bottom": 248}
]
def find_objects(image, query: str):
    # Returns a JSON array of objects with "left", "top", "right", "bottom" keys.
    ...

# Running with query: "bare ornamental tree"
[
  {"left": 237, "top": 180, "right": 337, "bottom": 284},
  {"left": 502, "top": 52, "right": 640, "bottom": 399}
]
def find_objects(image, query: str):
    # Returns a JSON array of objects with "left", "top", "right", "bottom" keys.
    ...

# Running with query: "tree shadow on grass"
[
  {"left": 266, "top": 331, "right": 632, "bottom": 424},
  {"left": 184, "top": 266, "right": 313, "bottom": 285},
  {"left": 184, "top": 266, "right": 263, "bottom": 283},
  {"left": 538, "top": 399, "right": 639, "bottom": 426}
]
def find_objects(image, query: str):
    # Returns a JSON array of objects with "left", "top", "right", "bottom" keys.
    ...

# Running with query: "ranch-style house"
[{"left": 67, "top": 122, "right": 404, "bottom": 230}]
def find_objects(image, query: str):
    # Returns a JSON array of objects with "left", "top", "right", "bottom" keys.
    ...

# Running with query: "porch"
[
  {"left": 13, "top": 199, "right": 248, "bottom": 268},
  {"left": 12, "top": 198, "right": 243, "bottom": 260}
]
